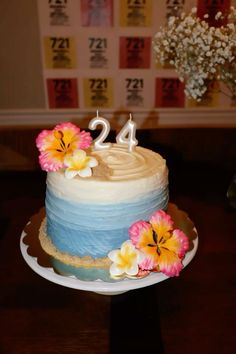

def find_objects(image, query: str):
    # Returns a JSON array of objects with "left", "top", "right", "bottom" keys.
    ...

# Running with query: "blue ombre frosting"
[
  {"left": 45, "top": 145, "right": 169, "bottom": 261},
  {"left": 46, "top": 187, "right": 169, "bottom": 258}
]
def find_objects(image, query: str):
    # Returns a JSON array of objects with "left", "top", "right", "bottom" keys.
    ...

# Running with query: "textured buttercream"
[
  {"left": 46, "top": 144, "right": 168, "bottom": 203},
  {"left": 44, "top": 144, "right": 169, "bottom": 261}
]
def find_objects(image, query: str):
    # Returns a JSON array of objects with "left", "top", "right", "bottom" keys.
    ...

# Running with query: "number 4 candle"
[{"left": 116, "top": 113, "right": 138, "bottom": 152}]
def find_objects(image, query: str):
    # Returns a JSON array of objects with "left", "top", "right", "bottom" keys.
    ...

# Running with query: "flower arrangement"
[
  {"left": 153, "top": 7, "right": 236, "bottom": 101},
  {"left": 36, "top": 122, "right": 98, "bottom": 178},
  {"left": 108, "top": 210, "right": 189, "bottom": 279}
]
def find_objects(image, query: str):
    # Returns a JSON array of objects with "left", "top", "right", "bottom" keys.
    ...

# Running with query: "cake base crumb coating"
[{"left": 39, "top": 218, "right": 111, "bottom": 269}]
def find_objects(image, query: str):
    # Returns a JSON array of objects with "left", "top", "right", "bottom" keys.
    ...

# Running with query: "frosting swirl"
[
  {"left": 92, "top": 144, "right": 166, "bottom": 181},
  {"left": 47, "top": 144, "right": 168, "bottom": 203}
]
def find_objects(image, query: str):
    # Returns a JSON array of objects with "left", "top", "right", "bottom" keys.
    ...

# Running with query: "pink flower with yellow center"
[
  {"left": 129, "top": 210, "right": 189, "bottom": 277},
  {"left": 36, "top": 122, "right": 92, "bottom": 172}
]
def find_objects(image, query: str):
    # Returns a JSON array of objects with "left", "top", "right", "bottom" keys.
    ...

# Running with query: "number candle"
[
  {"left": 88, "top": 111, "right": 112, "bottom": 151},
  {"left": 116, "top": 113, "right": 138, "bottom": 152}
]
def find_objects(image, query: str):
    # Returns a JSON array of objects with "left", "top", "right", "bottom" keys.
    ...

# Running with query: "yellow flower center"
[
  {"left": 71, "top": 157, "right": 90, "bottom": 171},
  {"left": 117, "top": 246, "right": 137, "bottom": 270},
  {"left": 53, "top": 130, "right": 76, "bottom": 156},
  {"left": 146, "top": 230, "right": 164, "bottom": 255}
]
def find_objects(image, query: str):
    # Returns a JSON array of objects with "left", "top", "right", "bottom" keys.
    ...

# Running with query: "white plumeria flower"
[
  {"left": 64, "top": 149, "right": 98, "bottom": 179},
  {"left": 108, "top": 240, "right": 145, "bottom": 278}
]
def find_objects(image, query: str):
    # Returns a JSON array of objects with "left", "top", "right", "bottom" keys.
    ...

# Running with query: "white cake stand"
[{"left": 20, "top": 205, "right": 198, "bottom": 296}]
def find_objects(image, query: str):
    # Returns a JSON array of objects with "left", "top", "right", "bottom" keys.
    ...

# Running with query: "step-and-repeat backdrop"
[{"left": 37, "top": 0, "right": 235, "bottom": 110}]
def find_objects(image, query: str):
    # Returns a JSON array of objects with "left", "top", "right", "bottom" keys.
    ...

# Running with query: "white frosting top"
[
  {"left": 91, "top": 144, "right": 164, "bottom": 180},
  {"left": 46, "top": 144, "right": 168, "bottom": 203}
]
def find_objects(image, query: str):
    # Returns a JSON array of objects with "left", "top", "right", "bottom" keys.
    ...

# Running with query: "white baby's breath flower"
[
  {"left": 153, "top": 6, "right": 236, "bottom": 101},
  {"left": 168, "top": 16, "right": 176, "bottom": 26},
  {"left": 227, "top": 23, "right": 235, "bottom": 30},
  {"left": 215, "top": 11, "right": 222, "bottom": 20}
]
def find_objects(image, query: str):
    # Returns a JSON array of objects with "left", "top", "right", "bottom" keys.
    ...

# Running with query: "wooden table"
[{"left": 0, "top": 162, "right": 235, "bottom": 354}]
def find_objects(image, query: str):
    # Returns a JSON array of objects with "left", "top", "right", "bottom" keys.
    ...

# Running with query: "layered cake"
[{"left": 36, "top": 121, "right": 189, "bottom": 279}]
